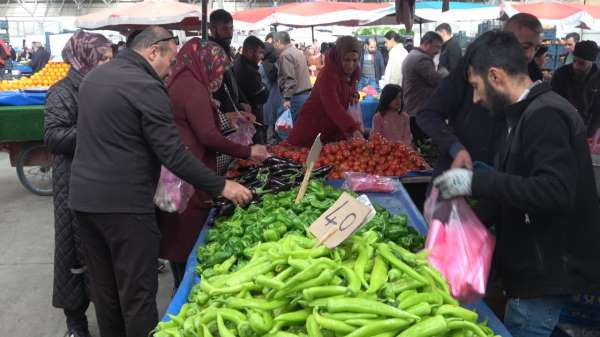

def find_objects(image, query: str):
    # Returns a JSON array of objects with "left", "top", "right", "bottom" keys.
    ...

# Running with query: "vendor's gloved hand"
[{"left": 433, "top": 168, "right": 473, "bottom": 199}]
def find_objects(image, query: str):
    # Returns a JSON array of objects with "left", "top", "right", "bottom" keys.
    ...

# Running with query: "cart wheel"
[{"left": 16, "top": 143, "right": 53, "bottom": 196}]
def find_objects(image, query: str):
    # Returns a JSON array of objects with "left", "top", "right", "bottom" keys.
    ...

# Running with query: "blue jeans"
[
  {"left": 290, "top": 92, "right": 309, "bottom": 122},
  {"left": 358, "top": 75, "right": 378, "bottom": 91},
  {"left": 505, "top": 297, "right": 567, "bottom": 337}
]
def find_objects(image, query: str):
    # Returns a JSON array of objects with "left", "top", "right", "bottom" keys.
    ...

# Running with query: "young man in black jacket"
[
  {"left": 417, "top": 13, "right": 543, "bottom": 178},
  {"left": 435, "top": 23, "right": 462, "bottom": 73},
  {"left": 434, "top": 30, "right": 600, "bottom": 337},
  {"left": 70, "top": 27, "right": 252, "bottom": 337},
  {"left": 234, "top": 35, "right": 268, "bottom": 143}
]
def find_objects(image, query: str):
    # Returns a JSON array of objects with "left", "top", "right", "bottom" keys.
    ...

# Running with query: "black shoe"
[{"left": 64, "top": 328, "right": 92, "bottom": 337}]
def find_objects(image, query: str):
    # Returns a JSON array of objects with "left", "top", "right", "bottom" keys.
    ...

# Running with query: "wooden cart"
[{"left": 0, "top": 105, "right": 53, "bottom": 196}]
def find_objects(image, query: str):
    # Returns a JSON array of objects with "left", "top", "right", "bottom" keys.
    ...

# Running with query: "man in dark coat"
[
  {"left": 233, "top": 36, "right": 268, "bottom": 143},
  {"left": 209, "top": 9, "right": 253, "bottom": 120},
  {"left": 435, "top": 23, "right": 462, "bottom": 73},
  {"left": 69, "top": 26, "right": 252, "bottom": 337},
  {"left": 29, "top": 42, "right": 51, "bottom": 73},
  {"left": 552, "top": 40, "right": 600, "bottom": 136},
  {"left": 417, "top": 13, "right": 543, "bottom": 177},
  {"left": 358, "top": 37, "right": 385, "bottom": 90},
  {"left": 402, "top": 31, "right": 446, "bottom": 143},
  {"left": 435, "top": 30, "right": 600, "bottom": 337}
]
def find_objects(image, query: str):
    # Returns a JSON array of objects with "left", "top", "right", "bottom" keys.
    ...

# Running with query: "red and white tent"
[
  {"left": 75, "top": 0, "right": 202, "bottom": 31},
  {"left": 233, "top": 1, "right": 394, "bottom": 30}
]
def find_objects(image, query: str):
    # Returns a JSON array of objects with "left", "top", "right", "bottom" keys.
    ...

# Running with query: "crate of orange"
[{"left": 0, "top": 62, "right": 70, "bottom": 91}]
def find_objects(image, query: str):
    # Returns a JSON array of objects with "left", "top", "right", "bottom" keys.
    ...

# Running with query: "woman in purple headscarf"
[{"left": 43, "top": 30, "right": 113, "bottom": 337}]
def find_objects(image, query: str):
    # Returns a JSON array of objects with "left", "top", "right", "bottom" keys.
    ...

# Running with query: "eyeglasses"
[{"left": 153, "top": 36, "right": 180, "bottom": 46}]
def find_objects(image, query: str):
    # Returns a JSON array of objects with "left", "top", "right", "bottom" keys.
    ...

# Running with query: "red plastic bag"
[
  {"left": 154, "top": 167, "right": 195, "bottom": 213},
  {"left": 342, "top": 172, "right": 400, "bottom": 193},
  {"left": 424, "top": 188, "right": 495, "bottom": 304}
]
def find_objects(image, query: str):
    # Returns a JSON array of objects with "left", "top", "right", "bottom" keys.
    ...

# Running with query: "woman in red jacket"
[
  {"left": 288, "top": 36, "right": 364, "bottom": 147},
  {"left": 158, "top": 39, "right": 268, "bottom": 288}
]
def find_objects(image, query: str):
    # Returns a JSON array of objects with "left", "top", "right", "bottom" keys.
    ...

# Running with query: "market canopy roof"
[
  {"left": 414, "top": 1, "right": 501, "bottom": 22},
  {"left": 233, "top": 1, "right": 393, "bottom": 30},
  {"left": 74, "top": 0, "right": 203, "bottom": 31}
]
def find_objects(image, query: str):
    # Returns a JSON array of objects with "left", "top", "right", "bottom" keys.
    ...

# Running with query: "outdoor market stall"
[{"left": 158, "top": 179, "right": 512, "bottom": 337}]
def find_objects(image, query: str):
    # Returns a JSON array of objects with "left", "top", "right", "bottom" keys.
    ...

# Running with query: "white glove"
[{"left": 433, "top": 168, "right": 473, "bottom": 199}]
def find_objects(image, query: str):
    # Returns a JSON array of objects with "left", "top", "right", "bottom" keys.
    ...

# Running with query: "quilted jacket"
[{"left": 43, "top": 68, "right": 89, "bottom": 310}]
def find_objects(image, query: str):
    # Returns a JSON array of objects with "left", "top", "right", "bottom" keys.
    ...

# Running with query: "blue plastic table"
[
  {"left": 0, "top": 91, "right": 46, "bottom": 106},
  {"left": 162, "top": 183, "right": 512, "bottom": 337}
]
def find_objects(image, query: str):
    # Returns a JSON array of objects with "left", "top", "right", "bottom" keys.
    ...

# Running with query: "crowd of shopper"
[{"left": 40, "top": 7, "right": 600, "bottom": 337}]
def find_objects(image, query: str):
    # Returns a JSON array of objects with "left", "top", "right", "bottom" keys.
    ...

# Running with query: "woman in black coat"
[{"left": 43, "top": 31, "right": 113, "bottom": 337}]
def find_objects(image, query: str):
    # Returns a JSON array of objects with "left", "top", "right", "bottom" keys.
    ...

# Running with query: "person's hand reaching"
[
  {"left": 222, "top": 180, "right": 253, "bottom": 206},
  {"left": 433, "top": 168, "right": 473, "bottom": 199},
  {"left": 451, "top": 149, "right": 473, "bottom": 170},
  {"left": 250, "top": 145, "right": 270, "bottom": 161}
]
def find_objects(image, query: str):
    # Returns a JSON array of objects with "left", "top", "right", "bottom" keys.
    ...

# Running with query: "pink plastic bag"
[
  {"left": 424, "top": 188, "right": 495, "bottom": 304},
  {"left": 153, "top": 167, "right": 195, "bottom": 213},
  {"left": 227, "top": 116, "right": 256, "bottom": 146},
  {"left": 342, "top": 172, "right": 400, "bottom": 193}
]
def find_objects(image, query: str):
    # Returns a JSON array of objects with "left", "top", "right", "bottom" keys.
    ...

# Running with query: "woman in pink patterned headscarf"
[
  {"left": 43, "top": 30, "right": 113, "bottom": 337},
  {"left": 158, "top": 38, "right": 268, "bottom": 288}
]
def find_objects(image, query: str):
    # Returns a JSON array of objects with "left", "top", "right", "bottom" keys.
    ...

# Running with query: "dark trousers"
[
  {"left": 75, "top": 212, "right": 160, "bottom": 337},
  {"left": 410, "top": 116, "right": 428, "bottom": 144},
  {"left": 170, "top": 261, "right": 186, "bottom": 291}
]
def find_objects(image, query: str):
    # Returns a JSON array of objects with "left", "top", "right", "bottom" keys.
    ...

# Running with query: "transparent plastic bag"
[
  {"left": 347, "top": 103, "right": 364, "bottom": 132},
  {"left": 342, "top": 172, "right": 400, "bottom": 193},
  {"left": 424, "top": 188, "right": 495, "bottom": 304},
  {"left": 275, "top": 108, "right": 293, "bottom": 139},
  {"left": 154, "top": 167, "right": 195, "bottom": 213},
  {"left": 227, "top": 116, "right": 256, "bottom": 146}
]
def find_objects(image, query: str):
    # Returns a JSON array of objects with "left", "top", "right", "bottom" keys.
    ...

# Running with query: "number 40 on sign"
[{"left": 309, "top": 192, "right": 372, "bottom": 248}]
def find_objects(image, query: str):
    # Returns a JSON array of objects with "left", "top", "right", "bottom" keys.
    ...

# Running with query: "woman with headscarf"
[
  {"left": 288, "top": 36, "right": 364, "bottom": 147},
  {"left": 43, "top": 30, "right": 113, "bottom": 337},
  {"left": 158, "top": 39, "right": 268, "bottom": 289}
]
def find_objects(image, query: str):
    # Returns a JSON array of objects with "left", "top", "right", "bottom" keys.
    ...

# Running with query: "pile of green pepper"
[
  {"left": 154, "top": 232, "right": 498, "bottom": 337},
  {"left": 196, "top": 181, "right": 424, "bottom": 275}
]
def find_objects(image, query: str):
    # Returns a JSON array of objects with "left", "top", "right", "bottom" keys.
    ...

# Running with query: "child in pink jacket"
[{"left": 370, "top": 84, "right": 412, "bottom": 145}]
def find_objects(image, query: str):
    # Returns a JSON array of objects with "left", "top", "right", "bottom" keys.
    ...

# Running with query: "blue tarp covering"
[
  {"left": 0, "top": 91, "right": 46, "bottom": 106},
  {"left": 416, "top": 1, "right": 496, "bottom": 10},
  {"left": 360, "top": 95, "right": 378, "bottom": 130},
  {"left": 161, "top": 182, "right": 512, "bottom": 337}
]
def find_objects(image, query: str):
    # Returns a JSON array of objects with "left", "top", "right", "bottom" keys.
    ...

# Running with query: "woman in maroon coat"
[
  {"left": 288, "top": 36, "right": 364, "bottom": 147},
  {"left": 158, "top": 39, "right": 268, "bottom": 288}
]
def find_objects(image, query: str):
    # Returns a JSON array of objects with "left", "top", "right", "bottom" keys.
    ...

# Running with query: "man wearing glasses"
[
  {"left": 70, "top": 26, "right": 252, "bottom": 337},
  {"left": 417, "top": 13, "right": 543, "bottom": 178}
]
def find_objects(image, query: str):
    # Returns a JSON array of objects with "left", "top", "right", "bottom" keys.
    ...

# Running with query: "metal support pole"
[
  {"left": 202, "top": 0, "right": 207, "bottom": 40},
  {"left": 311, "top": 26, "right": 314, "bottom": 43}
]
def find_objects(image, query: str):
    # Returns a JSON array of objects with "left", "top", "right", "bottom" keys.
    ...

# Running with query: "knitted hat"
[{"left": 573, "top": 40, "right": 599, "bottom": 62}]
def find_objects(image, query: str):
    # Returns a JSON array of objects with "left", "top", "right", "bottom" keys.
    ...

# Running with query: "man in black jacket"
[
  {"left": 358, "top": 37, "right": 385, "bottom": 90},
  {"left": 69, "top": 27, "right": 252, "bottom": 337},
  {"left": 234, "top": 36, "right": 268, "bottom": 143},
  {"left": 435, "top": 23, "right": 462, "bottom": 73},
  {"left": 29, "top": 41, "right": 50, "bottom": 73},
  {"left": 434, "top": 30, "right": 600, "bottom": 337},
  {"left": 209, "top": 9, "right": 253, "bottom": 121},
  {"left": 551, "top": 40, "right": 600, "bottom": 136},
  {"left": 417, "top": 13, "right": 543, "bottom": 178}
]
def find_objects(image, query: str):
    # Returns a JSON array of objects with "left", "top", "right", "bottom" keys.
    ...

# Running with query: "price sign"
[
  {"left": 309, "top": 192, "right": 371, "bottom": 248},
  {"left": 295, "top": 133, "right": 323, "bottom": 204}
]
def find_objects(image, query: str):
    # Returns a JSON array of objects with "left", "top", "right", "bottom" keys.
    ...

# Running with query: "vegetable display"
[
  {"left": 236, "top": 135, "right": 430, "bottom": 180},
  {"left": 197, "top": 181, "right": 424, "bottom": 275},
  {"left": 154, "top": 231, "right": 498, "bottom": 337}
]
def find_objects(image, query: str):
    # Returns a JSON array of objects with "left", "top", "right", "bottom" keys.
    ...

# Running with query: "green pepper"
[
  {"left": 344, "top": 319, "right": 411, "bottom": 337},
  {"left": 338, "top": 266, "right": 361, "bottom": 293},
  {"left": 310, "top": 199, "right": 331, "bottom": 210},
  {"left": 226, "top": 297, "right": 287, "bottom": 310},
  {"left": 397, "top": 289, "right": 418, "bottom": 303},
  {"left": 312, "top": 309, "right": 355, "bottom": 333},
  {"left": 397, "top": 315, "right": 449, "bottom": 337},
  {"left": 306, "top": 315, "right": 323, "bottom": 337},
  {"left": 263, "top": 229, "right": 280, "bottom": 242},
  {"left": 377, "top": 243, "right": 428, "bottom": 285},
  {"left": 326, "top": 298, "right": 419, "bottom": 321},
  {"left": 399, "top": 292, "right": 443, "bottom": 310},
  {"left": 274, "top": 308, "right": 311, "bottom": 325},
  {"left": 248, "top": 309, "right": 273, "bottom": 334},
  {"left": 322, "top": 313, "right": 378, "bottom": 321},
  {"left": 367, "top": 255, "right": 388, "bottom": 294},
  {"left": 275, "top": 269, "right": 335, "bottom": 299},
  {"left": 354, "top": 243, "right": 369, "bottom": 289},
  {"left": 435, "top": 305, "right": 479, "bottom": 322},
  {"left": 302, "top": 286, "right": 350, "bottom": 301},
  {"left": 405, "top": 302, "right": 432, "bottom": 317},
  {"left": 446, "top": 320, "right": 488, "bottom": 337},
  {"left": 255, "top": 275, "right": 285, "bottom": 290}
]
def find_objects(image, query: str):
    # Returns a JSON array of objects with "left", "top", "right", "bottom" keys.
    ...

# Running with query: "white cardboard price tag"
[
  {"left": 295, "top": 133, "right": 323, "bottom": 204},
  {"left": 309, "top": 192, "right": 371, "bottom": 248}
]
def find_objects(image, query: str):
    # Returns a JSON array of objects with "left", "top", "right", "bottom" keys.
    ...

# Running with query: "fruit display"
[
  {"left": 265, "top": 135, "right": 431, "bottom": 179},
  {"left": 199, "top": 180, "right": 424, "bottom": 275},
  {"left": 0, "top": 61, "right": 69, "bottom": 91},
  {"left": 155, "top": 231, "right": 497, "bottom": 337}
]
